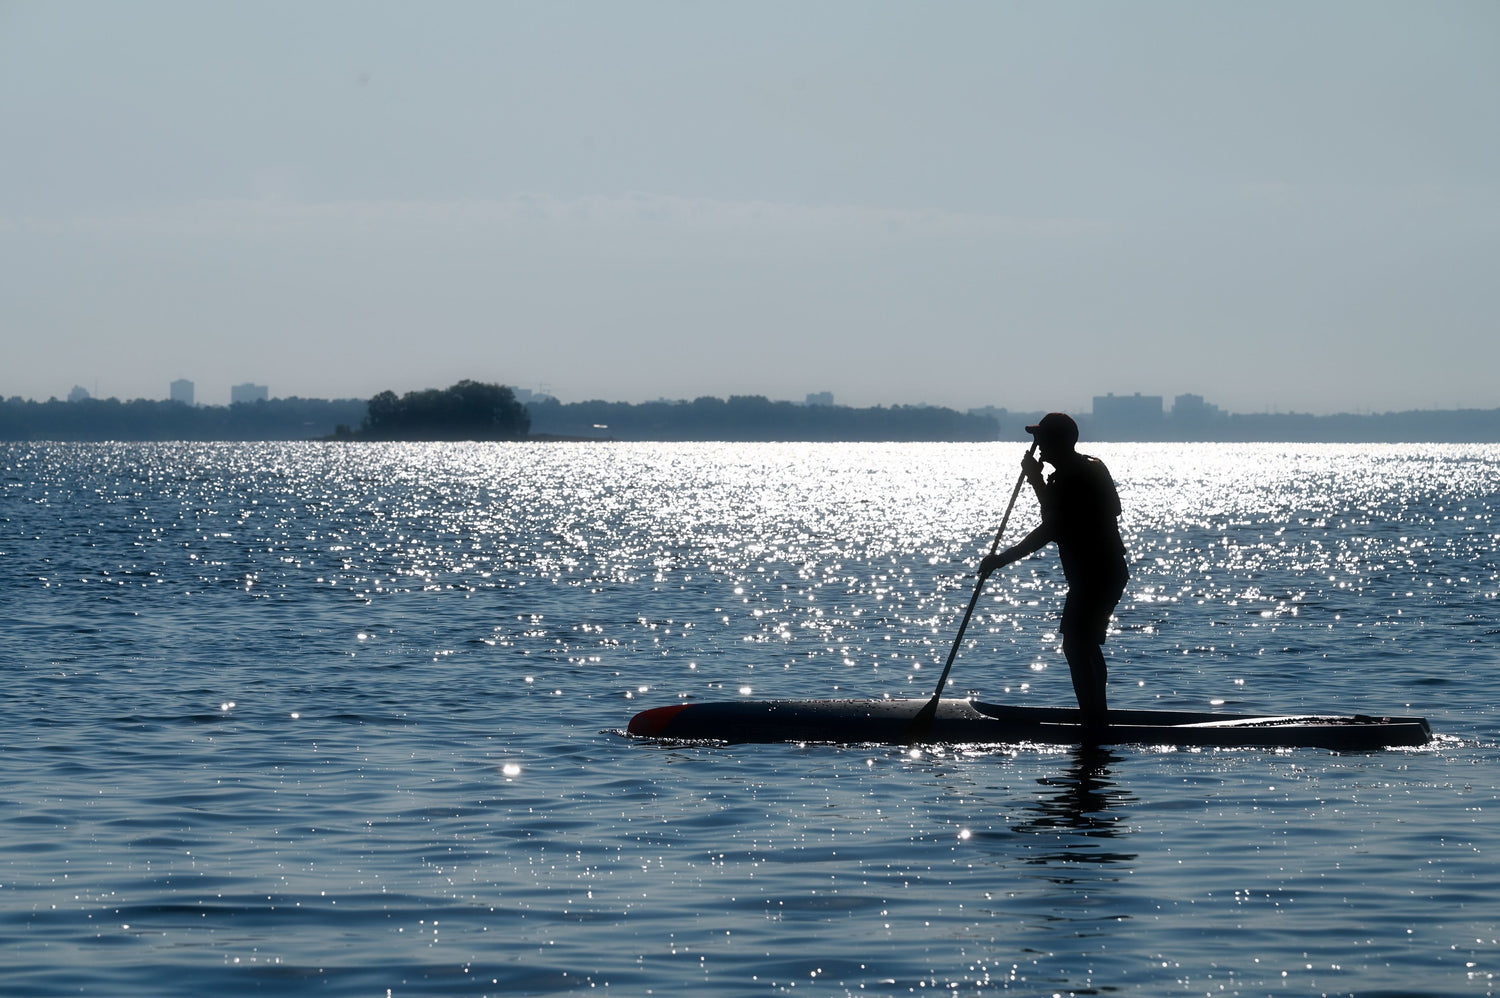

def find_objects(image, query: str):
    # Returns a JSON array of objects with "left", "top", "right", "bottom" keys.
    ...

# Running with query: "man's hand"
[
  {"left": 1021, "top": 449, "right": 1044, "bottom": 492},
  {"left": 979, "top": 549, "right": 1012, "bottom": 578}
]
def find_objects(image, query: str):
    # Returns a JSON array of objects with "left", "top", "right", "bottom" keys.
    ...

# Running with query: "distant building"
[
  {"left": 1172, "top": 393, "right": 1223, "bottom": 420},
  {"left": 1094, "top": 392, "right": 1163, "bottom": 420},
  {"left": 231, "top": 383, "right": 269, "bottom": 404},
  {"left": 1092, "top": 392, "right": 1164, "bottom": 439},
  {"left": 805, "top": 391, "right": 835, "bottom": 407},
  {"left": 170, "top": 379, "right": 194, "bottom": 406},
  {"left": 1168, "top": 393, "right": 1227, "bottom": 439},
  {"left": 68, "top": 385, "right": 91, "bottom": 402}
]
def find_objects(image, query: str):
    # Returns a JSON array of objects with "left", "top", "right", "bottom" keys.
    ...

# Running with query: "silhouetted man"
[{"left": 980, "top": 412, "right": 1128, "bottom": 723}]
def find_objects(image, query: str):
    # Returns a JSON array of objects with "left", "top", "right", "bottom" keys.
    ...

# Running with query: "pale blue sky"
[{"left": 3, "top": 1, "right": 1496, "bottom": 411}]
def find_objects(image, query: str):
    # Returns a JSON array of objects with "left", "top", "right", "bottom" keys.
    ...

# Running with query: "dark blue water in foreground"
[{"left": 2, "top": 442, "right": 1497, "bottom": 996}]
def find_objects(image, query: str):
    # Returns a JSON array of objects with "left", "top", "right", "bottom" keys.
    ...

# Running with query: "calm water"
[{"left": 1, "top": 441, "right": 1496, "bottom": 997}]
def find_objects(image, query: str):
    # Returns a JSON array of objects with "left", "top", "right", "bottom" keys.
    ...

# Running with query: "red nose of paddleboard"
[{"left": 628, "top": 703, "right": 690, "bottom": 737}]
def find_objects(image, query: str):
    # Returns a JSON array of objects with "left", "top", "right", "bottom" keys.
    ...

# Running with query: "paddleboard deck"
[{"left": 626, "top": 698, "right": 1432, "bottom": 751}]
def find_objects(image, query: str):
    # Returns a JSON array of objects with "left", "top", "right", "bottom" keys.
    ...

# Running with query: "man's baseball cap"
[{"left": 1025, "top": 412, "right": 1078, "bottom": 445}]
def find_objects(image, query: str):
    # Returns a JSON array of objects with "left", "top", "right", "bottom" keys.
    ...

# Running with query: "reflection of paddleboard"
[{"left": 627, "top": 698, "right": 1432, "bottom": 751}]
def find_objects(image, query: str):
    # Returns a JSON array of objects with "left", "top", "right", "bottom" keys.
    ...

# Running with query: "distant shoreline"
[{"left": 5, "top": 393, "right": 1500, "bottom": 443}]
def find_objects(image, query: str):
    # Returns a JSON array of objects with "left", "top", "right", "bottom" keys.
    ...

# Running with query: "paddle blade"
[{"left": 904, "top": 695, "right": 941, "bottom": 743}]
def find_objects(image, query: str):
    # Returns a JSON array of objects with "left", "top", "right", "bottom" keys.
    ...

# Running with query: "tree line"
[
  {"left": 0, "top": 382, "right": 531, "bottom": 442},
  {"left": 1, "top": 385, "right": 994, "bottom": 442},
  {"left": 9, "top": 384, "right": 1500, "bottom": 442},
  {"left": 526, "top": 395, "right": 999, "bottom": 442},
  {"left": 0, "top": 395, "right": 367, "bottom": 441}
]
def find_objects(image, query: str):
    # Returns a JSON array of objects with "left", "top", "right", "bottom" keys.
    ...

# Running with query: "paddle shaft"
[{"left": 923, "top": 443, "right": 1037, "bottom": 703}]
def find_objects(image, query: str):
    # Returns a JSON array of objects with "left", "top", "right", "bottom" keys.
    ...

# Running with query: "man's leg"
[{"left": 1062, "top": 634, "right": 1108, "bottom": 723}]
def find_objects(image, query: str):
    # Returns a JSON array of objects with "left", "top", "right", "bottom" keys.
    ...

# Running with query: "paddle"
[{"left": 906, "top": 443, "right": 1037, "bottom": 742}]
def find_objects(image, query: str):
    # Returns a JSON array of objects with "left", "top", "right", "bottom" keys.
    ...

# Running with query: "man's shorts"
[{"left": 1060, "top": 575, "right": 1128, "bottom": 645}]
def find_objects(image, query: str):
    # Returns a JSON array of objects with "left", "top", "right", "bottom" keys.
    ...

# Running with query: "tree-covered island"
[{"left": 344, "top": 380, "right": 531, "bottom": 441}]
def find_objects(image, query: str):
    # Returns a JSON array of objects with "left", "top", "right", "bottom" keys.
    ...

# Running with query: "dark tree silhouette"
[{"left": 359, "top": 381, "right": 530, "bottom": 441}]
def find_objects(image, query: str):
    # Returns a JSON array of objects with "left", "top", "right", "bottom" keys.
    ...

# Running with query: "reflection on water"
[
  {"left": 1013, "top": 747, "right": 1138, "bottom": 868},
  {"left": 0, "top": 442, "right": 1495, "bottom": 997}
]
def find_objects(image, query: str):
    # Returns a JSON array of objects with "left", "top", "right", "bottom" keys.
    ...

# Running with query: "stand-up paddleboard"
[{"left": 627, "top": 698, "right": 1432, "bottom": 751}]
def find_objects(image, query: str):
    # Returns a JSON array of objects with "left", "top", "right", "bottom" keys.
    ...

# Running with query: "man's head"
[{"left": 1025, "top": 412, "right": 1079, "bottom": 459}]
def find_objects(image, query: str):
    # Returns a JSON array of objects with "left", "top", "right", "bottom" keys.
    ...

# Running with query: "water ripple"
[{"left": 2, "top": 442, "right": 1497, "bottom": 995}]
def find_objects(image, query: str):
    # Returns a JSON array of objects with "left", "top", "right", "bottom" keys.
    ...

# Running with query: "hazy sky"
[{"left": 3, "top": 2, "right": 1496, "bottom": 412}]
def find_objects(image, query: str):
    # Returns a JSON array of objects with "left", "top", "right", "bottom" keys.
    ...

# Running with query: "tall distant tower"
[
  {"left": 170, "top": 379, "right": 194, "bottom": 406},
  {"left": 230, "top": 383, "right": 269, "bottom": 404}
]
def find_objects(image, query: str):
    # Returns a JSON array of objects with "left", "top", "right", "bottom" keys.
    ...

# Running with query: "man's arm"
[{"left": 978, "top": 523, "right": 1051, "bottom": 577}]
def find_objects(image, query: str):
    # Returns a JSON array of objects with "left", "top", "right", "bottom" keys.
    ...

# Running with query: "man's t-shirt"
[{"left": 1040, "top": 454, "right": 1128, "bottom": 593}]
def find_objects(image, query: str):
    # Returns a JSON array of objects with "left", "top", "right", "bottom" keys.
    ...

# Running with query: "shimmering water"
[{"left": 2, "top": 441, "right": 1496, "bottom": 996}]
